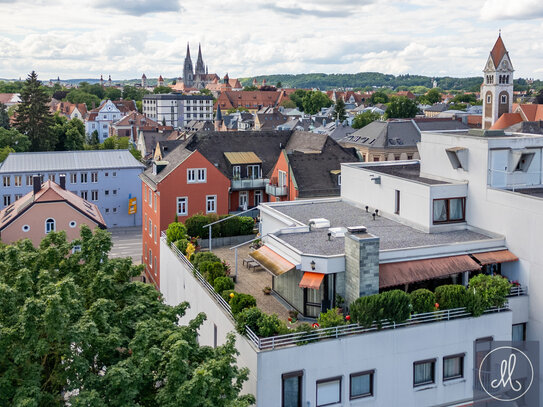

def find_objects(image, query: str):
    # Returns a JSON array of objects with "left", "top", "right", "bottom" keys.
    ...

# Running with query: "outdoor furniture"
[{"left": 243, "top": 258, "right": 256, "bottom": 268}]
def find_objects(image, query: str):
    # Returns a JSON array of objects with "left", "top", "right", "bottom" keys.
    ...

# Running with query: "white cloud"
[{"left": 480, "top": 0, "right": 543, "bottom": 20}]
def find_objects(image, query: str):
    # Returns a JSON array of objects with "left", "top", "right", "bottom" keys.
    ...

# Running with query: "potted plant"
[
  {"left": 262, "top": 286, "right": 272, "bottom": 295},
  {"left": 288, "top": 309, "right": 298, "bottom": 323},
  {"left": 335, "top": 294, "right": 345, "bottom": 313}
]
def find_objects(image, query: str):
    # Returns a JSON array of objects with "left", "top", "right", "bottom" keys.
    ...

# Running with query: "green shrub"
[
  {"left": 185, "top": 214, "right": 212, "bottom": 238},
  {"left": 317, "top": 308, "right": 345, "bottom": 328},
  {"left": 174, "top": 238, "right": 189, "bottom": 255},
  {"left": 238, "top": 217, "right": 255, "bottom": 235},
  {"left": 465, "top": 290, "right": 486, "bottom": 317},
  {"left": 295, "top": 323, "right": 317, "bottom": 346},
  {"left": 257, "top": 312, "right": 288, "bottom": 337},
  {"left": 230, "top": 293, "right": 257, "bottom": 315},
  {"left": 166, "top": 222, "right": 187, "bottom": 244},
  {"left": 214, "top": 276, "right": 234, "bottom": 294},
  {"left": 410, "top": 289, "right": 436, "bottom": 314},
  {"left": 235, "top": 306, "right": 263, "bottom": 334},
  {"left": 201, "top": 261, "right": 226, "bottom": 284},
  {"left": 350, "top": 294, "right": 384, "bottom": 328},
  {"left": 468, "top": 274, "right": 511, "bottom": 309},
  {"left": 191, "top": 251, "right": 221, "bottom": 270},
  {"left": 435, "top": 285, "right": 467, "bottom": 310},
  {"left": 380, "top": 289, "right": 410, "bottom": 323},
  {"left": 222, "top": 289, "right": 236, "bottom": 302}
]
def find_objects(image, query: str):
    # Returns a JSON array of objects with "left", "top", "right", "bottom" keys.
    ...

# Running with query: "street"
[{"left": 109, "top": 226, "right": 142, "bottom": 264}]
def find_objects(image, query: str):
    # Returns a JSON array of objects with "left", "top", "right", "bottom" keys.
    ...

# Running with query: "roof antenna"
[{"left": 499, "top": 28, "right": 501, "bottom": 37}]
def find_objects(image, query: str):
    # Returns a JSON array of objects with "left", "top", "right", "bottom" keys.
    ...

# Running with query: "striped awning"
[
  {"left": 379, "top": 255, "right": 481, "bottom": 288},
  {"left": 471, "top": 250, "right": 518, "bottom": 266},
  {"left": 299, "top": 272, "right": 325, "bottom": 290},
  {"left": 249, "top": 246, "right": 295, "bottom": 276}
]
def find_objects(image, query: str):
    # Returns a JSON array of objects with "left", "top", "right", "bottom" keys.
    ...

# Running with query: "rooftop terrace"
[
  {"left": 269, "top": 200, "right": 492, "bottom": 255},
  {"left": 345, "top": 162, "right": 451, "bottom": 185}
]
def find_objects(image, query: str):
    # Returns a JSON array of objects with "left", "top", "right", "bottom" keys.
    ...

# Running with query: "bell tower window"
[
  {"left": 501, "top": 95, "right": 507, "bottom": 104},
  {"left": 487, "top": 95, "right": 492, "bottom": 104}
]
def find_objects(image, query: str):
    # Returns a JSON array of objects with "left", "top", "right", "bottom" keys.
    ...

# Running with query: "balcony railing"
[
  {"left": 508, "top": 285, "right": 527, "bottom": 297},
  {"left": 231, "top": 178, "right": 268, "bottom": 190},
  {"left": 266, "top": 184, "right": 287, "bottom": 196}
]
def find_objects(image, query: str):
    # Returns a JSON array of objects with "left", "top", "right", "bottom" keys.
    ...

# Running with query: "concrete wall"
[
  {"left": 344, "top": 231, "right": 379, "bottom": 305},
  {"left": 198, "top": 234, "right": 256, "bottom": 249}
]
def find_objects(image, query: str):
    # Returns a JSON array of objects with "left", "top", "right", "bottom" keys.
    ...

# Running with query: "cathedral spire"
[
  {"left": 183, "top": 42, "right": 194, "bottom": 87},
  {"left": 195, "top": 43, "right": 206, "bottom": 75}
]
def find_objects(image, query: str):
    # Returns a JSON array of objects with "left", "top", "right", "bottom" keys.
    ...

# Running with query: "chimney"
[
  {"left": 59, "top": 174, "right": 66, "bottom": 190},
  {"left": 33, "top": 175, "right": 41, "bottom": 195}
]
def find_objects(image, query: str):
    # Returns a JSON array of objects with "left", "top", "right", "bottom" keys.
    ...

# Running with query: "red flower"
[
  {"left": 345, "top": 315, "right": 351, "bottom": 321},
  {"left": 312, "top": 323, "right": 320, "bottom": 328},
  {"left": 288, "top": 317, "right": 292, "bottom": 322},
  {"left": 435, "top": 303, "right": 439, "bottom": 309}
]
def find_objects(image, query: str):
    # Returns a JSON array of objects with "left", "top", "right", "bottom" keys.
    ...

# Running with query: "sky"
[{"left": 1, "top": 0, "right": 543, "bottom": 81}]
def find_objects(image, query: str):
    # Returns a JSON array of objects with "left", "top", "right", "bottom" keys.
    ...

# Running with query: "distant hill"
[{"left": 240, "top": 72, "right": 486, "bottom": 91}]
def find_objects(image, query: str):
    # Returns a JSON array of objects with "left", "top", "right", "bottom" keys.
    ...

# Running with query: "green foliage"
[
  {"left": 234, "top": 307, "right": 286, "bottom": 337},
  {"left": 0, "top": 146, "right": 15, "bottom": 162},
  {"left": 166, "top": 222, "right": 188, "bottom": 245},
  {"left": 15, "top": 71, "right": 56, "bottom": 151},
  {"left": 0, "top": 80, "right": 24, "bottom": 93},
  {"left": 0, "top": 127, "right": 31, "bottom": 152},
  {"left": 221, "top": 289, "right": 237, "bottom": 302},
  {"left": 352, "top": 111, "right": 381, "bottom": 129},
  {"left": 66, "top": 89, "right": 101, "bottom": 109},
  {"left": 129, "top": 145, "right": 142, "bottom": 161},
  {"left": 468, "top": 274, "right": 511, "bottom": 309},
  {"left": 410, "top": 289, "right": 436, "bottom": 314},
  {"left": 317, "top": 308, "right": 345, "bottom": 328},
  {"left": 334, "top": 98, "right": 347, "bottom": 122},
  {"left": 294, "top": 323, "right": 317, "bottom": 345},
  {"left": 185, "top": 214, "right": 255, "bottom": 239},
  {"left": 435, "top": 285, "right": 467, "bottom": 310},
  {"left": 153, "top": 86, "right": 172, "bottom": 94},
  {"left": 235, "top": 306, "right": 263, "bottom": 334},
  {"left": 384, "top": 96, "right": 418, "bottom": 119},
  {"left": 380, "top": 289, "right": 411, "bottom": 323},
  {"left": 200, "top": 261, "right": 227, "bottom": 284},
  {"left": 191, "top": 251, "right": 221, "bottom": 271},
  {"left": 0, "top": 226, "right": 252, "bottom": 406},
  {"left": 229, "top": 293, "right": 256, "bottom": 315},
  {"left": 0, "top": 102, "right": 9, "bottom": 129},
  {"left": 302, "top": 91, "right": 333, "bottom": 114},
  {"left": 465, "top": 290, "right": 486, "bottom": 317},
  {"left": 199, "top": 88, "right": 212, "bottom": 96},
  {"left": 51, "top": 113, "right": 86, "bottom": 151},
  {"left": 370, "top": 91, "right": 389, "bottom": 105},
  {"left": 280, "top": 99, "right": 296, "bottom": 109},
  {"left": 214, "top": 276, "right": 234, "bottom": 294},
  {"left": 174, "top": 238, "right": 189, "bottom": 255},
  {"left": 185, "top": 213, "right": 212, "bottom": 238},
  {"left": 419, "top": 88, "right": 442, "bottom": 104},
  {"left": 350, "top": 294, "right": 383, "bottom": 328},
  {"left": 88, "top": 130, "right": 100, "bottom": 146},
  {"left": 289, "top": 89, "right": 308, "bottom": 110},
  {"left": 452, "top": 93, "right": 477, "bottom": 104},
  {"left": 122, "top": 85, "right": 149, "bottom": 101},
  {"left": 104, "top": 87, "right": 122, "bottom": 101},
  {"left": 243, "top": 85, "right": 258, "bottom": 91}
]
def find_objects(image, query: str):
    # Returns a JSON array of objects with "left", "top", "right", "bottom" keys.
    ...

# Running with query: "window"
[
  {"left": 395, "top": 190, "right": 400, "bottom": 214},
  {"left": 105, "top": 208, "right": 110, "bottom": 214},
  {"left": 70, "top": 173, "right": 77, "bottom": 184},
  {"left": 177, "top": 197, "right": 188, "bottom": 216},
  {"left": 105, "top": 172, "right": 109, "bottom": 177},
  {"left": 512, "top": 323, "right": 526, "bottom": 341},
  {"left": 113, "top": 207, "right": 117, "bottom": 213},
  {"left": 350, "top": 370, "right": 374, "bottom": 400},
  {"left": 239, "top": 191, "right": 248, "bottom": 209},
  {"left": 501, "top": 95, "right": 507, "bottom": 104},
  {"left": 187, "top": 168, "right": 206, "bottom": 183},
  {"left": 105, "top": 190, "right": 109, "bottom": 196},
  {"left": 413, "top": 359, "right": 435, "bottom": 387},
  {"left": 14, "top": 194, "right": 22, "bottom": 201},
  {"left": 45, "top": 218, "right": 56, "bottom": 234},
  {"left": 14, "top": 175, "right": 21, "bottom": 187},
  {"left": 233, "top": 165, "right": 241, "bottom": 178},
  {"left": 144, "top": 214, "right": 147, "bottom": 230},
  {"left": 80, "top": 191, "right": 88, "bottom": 200},
  {"left": 113, "top": 189, "right": 117, "bottom": 195},
  {"left": 154, "top": 256, "right": 157, "bottom": 272},
  {"left": 26, "top": 175, "right": 33, "bottom": 186},
  {"left": 48, "top": 174, "right": 55, "bottom": 182},
  {"left": 316, "top": 376, "right": 342, "bottom": 406},
  {"left": 154, "top": 226, "right": 157, "bottom": 244},
  {"left": 22, "top": 225, "right": 30, "bottom": 232},
  {"left": 112, "top": 171, "right": 117, "bottom": 177},
  {"left": 154, "top": 194, "right": 157, "bottom": 212},
  {"left": 373, "top": 156, "right": 380, "bottom": 162},
  {"left": 254, "top": 190, "right": 262, "bottom": 206},
  {"left": 278, "top": 170, "right": 287, "bottom": 186},
  {"left": 91, "top": 190, "right": 98, "bottom": 201},
  {"left": 80, "top": 173, "right": 88, "bottom": 183},
  {"left": 282, "top": 371, "right": 303, "bottom": 407},
  {"left": 338, "top": 174, "right": 341, "bottom": 186},
  {"left": 3, "top": 195, "right": 10, "bottom": 206},
  {"left": 3, "top": 176, "right": 10, "bottom": 187},
  {"left": 149, "top": 249, "right": 152, "bottom": 267},
  {"left": 91, "top": 172, "right": 98, "bottom": 183},
  {"left": 443, "top": 354, "right": 464, "bottom": 381},
  {"left": 433, "top": 198, "right": 465, "bottom": 224},
  {"left": 148, "top": 188, "right": 152, "bottom": 207},
  {"left": 69, "top": 221, "right": 77, "bottom": 228},
  {"left": 149, "top": 219, "right": 152, "bottom": 236},
  {"left": 206, "top": 195, "right": 216, "bottom": 213},
  {"left": 72, "top": 245, "right": 82, "bottom": 253},
  {"left": 487, "top": 95, "right": 491, "bottom": 104},
  {"left": 247, "top": 165, "right": 260, "bottom": 179}
]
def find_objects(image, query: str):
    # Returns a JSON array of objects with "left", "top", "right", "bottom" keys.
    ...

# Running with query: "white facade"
[
  {"left": 85, "top": 100, "right": 125, "bottom": 142},
  {"left": 142, "top": 94, "right": 213, "bottom": 129}
]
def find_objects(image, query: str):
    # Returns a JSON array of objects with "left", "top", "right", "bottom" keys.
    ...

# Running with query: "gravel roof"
[
  {"left": 272, "top": 200, "right": 491, "bottom": 255},
  {"left": 362, "top": 163, "right": 450, "bottom": 185}
]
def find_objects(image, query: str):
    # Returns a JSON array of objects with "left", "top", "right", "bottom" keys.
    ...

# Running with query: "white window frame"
[
  {"left": 316, "top": 376, "right": 342, "bottom": 407},
  {"left": 91, "top": 190, "right": 98, "bottom": 201},
  {"left": 239, "top": 191, "right": 248, "bottom": 209},
  {"left": 278, "top": 170, "right": 287, "bottom": 186},
  {"left": 206, "top": 195, "right": 217, "bottom": 213},
  {"left": 500, "top": 94, "right": 507, "bottom": 104},
  {"left": 247, "top": 165, "right": 260, "bottom": 179},
  {"left": 80, "top": 173, "right": 88, "bottom": 183},
  {"left": 45, "top": 218, "right": 56, "bottom": 234},
  {"left": 91, "top": 172, "right": 98, "bottom": 183},
  {"left": 254, "top": 190, "right": 262, "bottom": 206},
  {"left": 70, "top": 173, "right": 77, "bottom": 184},
  {"left": 176, "top": 197, "right": 188, "bottom": 216},
  {"left": 14, "top": 175, "right": 21, "bottom": 187},
  {"left": 149, "top": 218, "right": 152, "bottom": 236},
  {"left": 26, "top": 175, "right": 32, "bottom": 186},
  {"left": 187, "top": 168, "right": 207, "bottom": 183},
  {"left": 80, "top": 191, "right": 88, "bottom": 200},
  {"left": 3, "top": 176, "right": 10, "bottom": 187}
]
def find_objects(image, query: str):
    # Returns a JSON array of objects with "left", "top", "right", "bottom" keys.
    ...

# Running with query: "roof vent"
[
  {"left": 347, "top": 226, "right": 367, "bottom": 234},
  {"left": 308, "top": 218, "right": 331, "bottom": 229},
  {"left": 328, "top": 227, "right": 347, "bottom": 237}
]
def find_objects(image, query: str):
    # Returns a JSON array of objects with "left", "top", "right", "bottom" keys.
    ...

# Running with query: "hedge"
[
  {"left": 191, "top": 252, "right": 221, "bottom": 271},
  {"left": 410, "top": 289, "right": 436, "bottom": 314},
  {"left": 435, "top": 285, "right": 467, "bottom": 310},
  {"left": 166, "top": 222, "right": 187, "bottom": 244},
  {"left": 184, "top": 213, "right": 255, "bottom": 239},
  {"left": 235, "top": 307, "right": 287, "bottom": 337},
  {"left": 200, "top": 261, "right": 227, "bottom": 284},
  {"left": 214, "top": 276, "right": 234, "bottom": 294},
  {"left": 230, "top": 293, "right": 257, "bottom": 315}
]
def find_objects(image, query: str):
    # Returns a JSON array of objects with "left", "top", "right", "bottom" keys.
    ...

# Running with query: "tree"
[
  {"left": 51, "top": 114, "right": 86, "bottom": 151},
  {"left": 424, "top": 88, "right": 442, "bottom": 104},
  {"left": 88, "top": 130, "right": 100, "bottom": 146},
  {"left": 0, "top": 227, "right": 254, "bottom": 406},
  {"left": 369, "top": 91, "right": 389, "bottom": 105},
  {"left": 0, "top": 146, "right": 14, "bottom": 162},
  {"left": 352, "top": 111, "right": 381, "bottom": 129},
  {"left": 66, "top": 89, "right": 101, "bottom": 110},
  {"left": 289, "top": 89, "right": 308, "bottom": 111},
  {"left": 199, "top": 88, "right": 212, "bottom": 96},
  {"left": 334, "top": 98, "right": 347, "bottom": 122},
  {"left": 122, "top": 85, "right": 148, "bottom": 101},
  {"left": 384, "top": 96, "right": 418, "bottom": 119},
  {"left": 0, "top": 127, "right": 31, "bottom": 152},
  {"left": 14, "top": 71, "right": 56, "bottom": 151},
  {"left": 0, "top": 102, "right": 10, "bottom": 129},
  {"left": 243, "top": 85, "right": 258, "bottom": 91},
  {"left": 276, "top": 81, "right": 282, "bottom": 88},
  {"left": 105, "top": 87, "right": 122, "bottom": 101},
  {"left": 302, "top": 91, "right": 333, "bottom": 115},
  {"left": 452, "top": 93, "right": 476, "bottom": 104},
  {"left": 153, "top": 86, "right": 172, "bottom": 94},
  {"left": 280, "top": 99, "right": 296, "bottom": 109}
]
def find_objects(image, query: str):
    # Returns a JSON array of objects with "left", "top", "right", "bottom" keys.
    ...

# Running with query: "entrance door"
[
  {"left": 239, "top": 191, "right": 248, "bottom": 210},
  {"left": 254, "top": 190, "right": 262, "bottom": 206}
]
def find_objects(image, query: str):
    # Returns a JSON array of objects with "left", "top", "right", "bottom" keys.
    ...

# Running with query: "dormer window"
[{"left": 247, "top": 165, "right": 261, "bottom": 179}]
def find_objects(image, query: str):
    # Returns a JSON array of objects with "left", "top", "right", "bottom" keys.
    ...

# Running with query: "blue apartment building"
[{"left": 0, "top": 150, "right": 145, "bottom": 228}]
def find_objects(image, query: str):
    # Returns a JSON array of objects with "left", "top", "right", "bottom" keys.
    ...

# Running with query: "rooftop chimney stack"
[
  {"left": 59, "top": 174, "right": 66, "bottom": 190},
  {"left": 33, "top": 175, "right": 41, "bottom": 196}
]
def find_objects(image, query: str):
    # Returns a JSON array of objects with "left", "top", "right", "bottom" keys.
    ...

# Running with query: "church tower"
[
  {"left": 195, "top": 43, "right": 206, "bottom": 76},
  {"left": 482, "top": 33, "right": 514, "bottom": 129},
  {"left": 183, "top": 43, "right": 194, "bottom": 88}
]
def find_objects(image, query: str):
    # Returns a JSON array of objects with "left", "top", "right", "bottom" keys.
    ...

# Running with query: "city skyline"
[{"left": 1, "top": 0, "right": 543, "bottom": 80}]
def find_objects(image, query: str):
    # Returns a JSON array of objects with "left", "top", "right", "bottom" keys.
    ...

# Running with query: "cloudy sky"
[{"left": 1, "top": 0, "right": 542, "bottom": 81}]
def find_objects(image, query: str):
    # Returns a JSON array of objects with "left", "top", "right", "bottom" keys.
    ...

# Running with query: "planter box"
[{"left": 198, "top": 234, "right": 257, "bottom": 249}]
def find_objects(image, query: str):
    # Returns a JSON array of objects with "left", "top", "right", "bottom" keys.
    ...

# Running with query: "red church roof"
[{"left": 490, "top": 35, "right": 507, "bottom": 67}]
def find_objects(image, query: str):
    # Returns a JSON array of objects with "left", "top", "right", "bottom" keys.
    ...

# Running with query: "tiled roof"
[
  {"left": 490, "top": 113, "right": 523, "bottom": 130},
  {"left": 113, "top": 112, "right": 160, "bottom": 127},
  {"left": 0, "top": 93, "right": 20, "bottom": 104},
  {"left": 516, "top": 104, "right": 543, "bottom": 122},
  {"left": 0, "top": 180, "right": 106, "bottom": 230},
  {"left": 215, "top": 91, "right": 282, "bottom": 110},
  {"left": 490, "top": 35, "right": 507, "bottom": 67},
  {"left": 340, "top": 120, "right": 420, "bottom": 148},
  {"left": 0, "top": 150, "right": 145, "bottom": 173},
  {"left": 140, "top": 143, "right": 194, "bottom": 186}
]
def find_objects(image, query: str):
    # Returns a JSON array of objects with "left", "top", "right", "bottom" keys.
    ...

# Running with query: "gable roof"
[
  {"left": 490, "top": 35, "right": 508, "bottom": 67},
  {"left": 140, "top": 143, "right": 194, "bottom": 187},
  {"left": 114, "top": 111, "right": 160, "bottom": 127},
  {"left": 285, "top": 130, "right": 328, "bottom": 153},
  {"left": 216, "top": 91, "right": 282, "bottom": 110},
  {"left": 516, "top": 104, "right": 543, "bottom": 122},
  {"left": 490, "top": 113, "right": 523, "bottom": 130},
  {"left": 340, "top": 120, "right": 420, "bottom": 148},
  {"left": 0, "top": 180, "right": 106, "bottom": 231}
]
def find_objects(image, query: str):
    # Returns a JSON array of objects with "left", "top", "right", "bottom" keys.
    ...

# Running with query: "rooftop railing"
[
  {"left": 231, "top": 178, "right": 268, "bottom": 190},
  {"left": 265, "top": 184, "right": 287, "bottom": 197},
  {"left": 508, "top": 285, "right": 527, "bottom": 297}
]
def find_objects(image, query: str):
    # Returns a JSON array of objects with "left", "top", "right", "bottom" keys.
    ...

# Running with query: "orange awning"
[
  {"left": 471, "top": 250, "right": 518, "bottom": 266},
  {"left": 299, "top": 272, "right": 325, "bottom": 290},
  {"left": 249, "top": 246, "right": 295, "bottom": 276},
  {"left": 379, "top": 255, "right": 481, "bottom": 288}
]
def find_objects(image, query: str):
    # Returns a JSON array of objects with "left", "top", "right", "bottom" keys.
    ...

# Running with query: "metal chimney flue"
[
  {"left": 59, "top": 174, "right": 66, "bottom": 190},
  {"left": 32, "top": 175, "right": 41, "bottom": 195}
]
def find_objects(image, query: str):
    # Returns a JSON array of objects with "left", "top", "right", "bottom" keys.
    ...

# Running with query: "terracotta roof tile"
[
  {"left": 490, "top": 113, "right": 523, "bottom": 130},
  {"left": 490, "top": 35, "right": 507, "bottom": 67}
]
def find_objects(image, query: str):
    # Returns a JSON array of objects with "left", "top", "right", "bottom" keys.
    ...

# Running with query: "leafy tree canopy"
[
  {"left": 51, "top": 113, "right": 86, "bottom": 151},
  {"left": 369, "top": 91, "right": 389, "bottom": 105},
  {"left": 122, "top": 85, "right": 149, "bottom": 102},
  {"left": 384, "top": 96, "right": 418, "bottom": 119},
  {"left": 0, "top": 227, "right": 253, "bottom": 406},
  {"left": 153, "top": 86, "right": 172, "bottom": 94},
  {"left": 302, "top": 91, "right": 333, "bottom": 115},
  {"left": 66, "top": 90, "right": 101, "bottom": 110},
  {"left": 0, "top": 102, "right": 10, "bottom": 129},
  {"left": 334, "top": 98, "right": 347, "bottom": 122},
  {"left": 0, "top": 127, "right": 31, "bottom": 152},
  {"left": 352, "top": 111, "right": 381, "bottom": 129}
]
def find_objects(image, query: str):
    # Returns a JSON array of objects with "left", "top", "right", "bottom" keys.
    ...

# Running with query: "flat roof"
[
  {"left": 351, "top": 163, "right": 451, "bottom": 185},
  {"left": 507, "top": 187, "right": 543, "bottom": 198},
  {"left": 270, "top": 200, "right": 492, "bottom": 255}
]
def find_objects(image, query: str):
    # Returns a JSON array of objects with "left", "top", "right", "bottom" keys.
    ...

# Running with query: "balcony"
[
  {"left": 231, "top": 177, "right": 268, "bottom": 190},
  {"left": 266, "top": 183, "right": 287, "bottom": 197}
]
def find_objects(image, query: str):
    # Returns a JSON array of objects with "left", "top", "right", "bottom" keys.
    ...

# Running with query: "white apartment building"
[{"left": 142, "top": 93, "right": 213, "bottom": 129}]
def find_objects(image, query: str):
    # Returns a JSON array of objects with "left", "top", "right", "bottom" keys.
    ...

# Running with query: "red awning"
[
  {"left": 249, "top": 246, "right": 295, "bottom": 276},
  {"left": 379, "top": 255, "right": 481, "bottom": 288},
  {"left": 299, "top": 272, "right": 325, "bottom": 290},
  {"left": 471, "top": 250, "right": 518, "bottom": 266}
]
